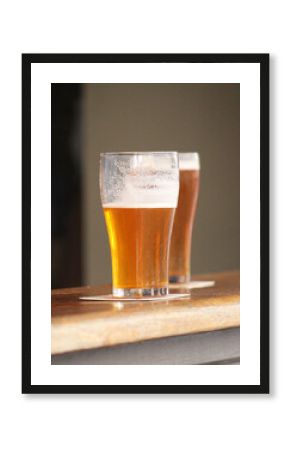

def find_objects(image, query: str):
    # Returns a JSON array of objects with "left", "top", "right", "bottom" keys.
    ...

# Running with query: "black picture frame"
[{"left": 22, "top": 53, "right": 269, "bottom": 394}]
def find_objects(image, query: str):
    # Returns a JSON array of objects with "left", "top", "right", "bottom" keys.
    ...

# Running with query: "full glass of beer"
[
  {"left": 169, "top": 153, "right": 200, "bottom": 284},
  {"left": 100, "top": 152, "right": 179, "bottom": 298}
]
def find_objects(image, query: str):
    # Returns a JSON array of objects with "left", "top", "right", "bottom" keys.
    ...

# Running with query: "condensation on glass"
[{"left": 100, "top": 152, "right": 179, "bottom": 298}]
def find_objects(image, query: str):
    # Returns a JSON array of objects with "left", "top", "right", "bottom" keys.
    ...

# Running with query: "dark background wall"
[
  {"left": 51, "top": 83, "right": 240, "bottom": 288},
  {"left": 51, "top": 84, "right": 82, "bottom": 288}
]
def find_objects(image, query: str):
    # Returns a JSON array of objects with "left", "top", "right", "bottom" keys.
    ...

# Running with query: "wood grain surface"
[{"left": 51, "top": 271, "right": 240, "bottom": 355}]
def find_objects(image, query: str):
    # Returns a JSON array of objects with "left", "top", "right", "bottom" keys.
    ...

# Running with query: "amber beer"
[
  {"left": 169, "top": 153, "right": 200, "bottom": 283},
  {"left": 100, "top": 152, "right": 179, "bottom": 298},
  {"left": 104, "top": 206, "right": 175, "bottom": 293}
]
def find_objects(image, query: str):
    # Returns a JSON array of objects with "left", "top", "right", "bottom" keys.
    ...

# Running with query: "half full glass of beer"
[
  {"left": 100, "top": 152, "right": 179, "bottom": 299},
  {"left": 169, "top": 152, "right": 200, "bottom": 284}
]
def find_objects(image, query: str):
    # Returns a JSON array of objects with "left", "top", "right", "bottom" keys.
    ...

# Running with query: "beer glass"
[
  {"left": 169, "top": 153, "right": 200, "bottom": 284},
  {"left": 100, "top": 152, "right": 179, "bottom": 298}
]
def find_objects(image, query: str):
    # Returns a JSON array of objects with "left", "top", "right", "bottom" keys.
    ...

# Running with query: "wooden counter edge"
[{"left": 51, "top": 298, "right": 240, "bottom": 355}]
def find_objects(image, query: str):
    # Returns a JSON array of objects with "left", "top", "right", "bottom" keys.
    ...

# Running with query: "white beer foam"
[
  {"left": 101, "top": 154, "right": 179, "bottom": 207},
  {"left": 179, "top": 153, "right": 200, "bottom": 170},
  {"left": 111, "top": 170, "right": 179, "bottom": 207},
  {"left": 103, "top": 202, "right": 176, "bottom": 208}
]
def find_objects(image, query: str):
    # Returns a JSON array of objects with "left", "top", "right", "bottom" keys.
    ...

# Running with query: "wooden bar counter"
[{"left": 51, "top": 271, "right": 240, "bottom": 365}]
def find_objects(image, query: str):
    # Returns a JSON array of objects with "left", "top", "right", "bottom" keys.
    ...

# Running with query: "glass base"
[
  {"left": 113, "top": 286, "right": 168, "bottom": 298},
  {"left": 169, "top": 275, "right": 189, "bottom": 284}
]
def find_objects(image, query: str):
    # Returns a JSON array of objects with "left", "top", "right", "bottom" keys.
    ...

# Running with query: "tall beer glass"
[
  {"left": 169, "top": 153, "right": 200, "bottom": 283},
  {"left": 100, "top": 152, "right": 179, "bottom": 298}
]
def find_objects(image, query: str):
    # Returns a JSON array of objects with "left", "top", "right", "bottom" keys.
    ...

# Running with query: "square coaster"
[
  {"left": 78, "top": 292, "right": 190, "bottom": 302},
  {"left": 169, "top": 280, "right": 215, "bottom": 289}
]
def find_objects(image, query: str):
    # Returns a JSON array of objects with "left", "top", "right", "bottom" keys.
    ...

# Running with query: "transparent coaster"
[
  {"left": 169, "top": 280, "right": 215, "bottom": 289},
  {"left": 79, "top": 292, "right": 190, "bottom": 302}
]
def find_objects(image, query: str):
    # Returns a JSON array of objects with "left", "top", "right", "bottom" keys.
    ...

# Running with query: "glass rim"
[
  {"left": 178, "top": 152, "right": 200, "bottom": 170},
  {"left": 100, "top": 151, "right": 179, "bottom": 157}
]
